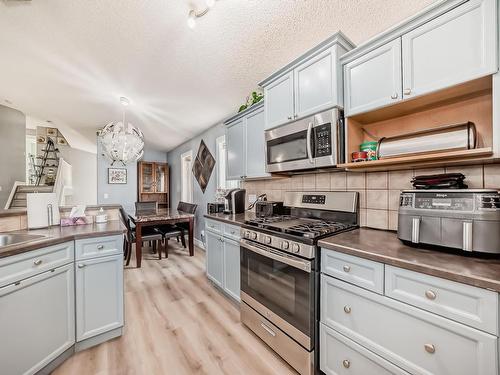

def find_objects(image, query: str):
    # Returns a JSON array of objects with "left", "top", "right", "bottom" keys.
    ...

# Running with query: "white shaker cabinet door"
[
  {"left": 226, "top": 119, "right": 246, "bottom": 180},
  {"left": 294, "top": 47, "right": 339, "bottom": 118},
  {"left": 75, "top": 254, "right": 124, "bottom": 342},
  {"left": 264, "top": 72, "right": 294, "bottom": 130},
  {"left": 223, "top": 238, "right": 240, "bottom": 302},
  {"left": 205, "top": 230, "right": 224, "bottom": 287},
  {"left": 0, "top": 264, "right": 75, "bottom": 375},
  {"left": 402, "top": 0, "right": 498, "bottom": 99},
  {"left": 245, "top": 107, "right": 269, "bottom": 178},
  {"left": 344, "top": 38, "right": 402, "bottom": 116}
]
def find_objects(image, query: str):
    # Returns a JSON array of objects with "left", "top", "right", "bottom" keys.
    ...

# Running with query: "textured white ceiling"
[{"left": 0, "top": 0, "right": 435, "bottom": 152}]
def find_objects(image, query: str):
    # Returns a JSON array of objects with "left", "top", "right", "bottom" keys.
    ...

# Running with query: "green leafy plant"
[{"left": 238, "top": 91, "right": 264, "bottom": 112}]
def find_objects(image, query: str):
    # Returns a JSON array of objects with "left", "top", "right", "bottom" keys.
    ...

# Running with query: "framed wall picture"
[
  {"left": 108, "top": 168, "right": 127, "bottom": 184},
  {"left": 46, "top": 128, "right": 57, "bottom": 137}
]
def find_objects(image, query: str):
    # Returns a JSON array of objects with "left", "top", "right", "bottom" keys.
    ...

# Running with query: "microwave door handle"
[
  {"left": 306, "top": 122, "right": 314, "bottom": 164},
  {"left": 240, "top": 240, "right": 311, "bottom": 273}
]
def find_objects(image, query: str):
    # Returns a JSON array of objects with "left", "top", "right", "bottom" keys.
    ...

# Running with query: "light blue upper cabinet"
[
  {"left": 264, "top": 72, "right": 295, "bottom": 130},
  {"left": 344, "top": 39, "right": 403, "bottom": 116},
  {"left": 261, "top": 32, "right": 355, "bottom": 130},
  {"left": 225, "top": 101, "right": 269, "bottom": 180},
  {"left": 294, "top": 46, "right": 342, "bottom": 118},
  {"left": 341, "top": 0, "right": 498, "bottom": 116},
  {"left": 245, "top": 107, "right": 269, "bottom": 178},
  {"left": 226, "top": 118, "right": 246, "bottom": 180},
  {"left": 402, "top": 0, "right": 498, "bottom": 100}
]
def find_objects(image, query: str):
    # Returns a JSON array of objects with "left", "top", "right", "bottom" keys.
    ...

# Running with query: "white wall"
[{"left": 59, "top": 146, "right": 97, "bottom": 206}]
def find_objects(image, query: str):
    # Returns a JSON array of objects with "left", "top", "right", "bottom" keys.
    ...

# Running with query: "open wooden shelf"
[
  {"left": 338, "top": 147, "right": 494, "bottom": 171},
  {"left": 343, "top": 76, "right": 495, "bottom": 172}
]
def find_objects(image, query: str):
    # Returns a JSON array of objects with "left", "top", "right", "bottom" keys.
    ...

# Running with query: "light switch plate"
[{"left": 248, "top": 194, "right": 256, "bottom": 203}]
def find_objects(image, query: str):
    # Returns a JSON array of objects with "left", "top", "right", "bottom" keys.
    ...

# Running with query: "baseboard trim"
[{"left": 195, "top": 238, "right": 205, "bottom": 250}]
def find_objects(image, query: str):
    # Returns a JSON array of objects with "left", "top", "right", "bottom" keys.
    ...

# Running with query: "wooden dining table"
[{"left": 129, "top": 209, "right": 195, "bottom": 268}]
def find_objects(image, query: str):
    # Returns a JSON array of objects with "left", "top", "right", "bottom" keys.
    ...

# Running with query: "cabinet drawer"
[
  {"left": 385, "top": 265, "right": 499, "bottom": 335},
  {"left": 320, "top": 323, "right": 409, "bottom": 375},
  {"left": 0, "top": 241, "right": 74, "bottom": 288},
  {"left": 75, "top": 235, "right": 123, "bottom": 260},
  {"left": 321, "top": 249, "right": 384, "bottom": 294},
  {"left": 321, "top": 276, "right": 498, "bottom": 375},
  {"left": 205, "top": 219, "right": 223, "bottom": 234},
  {"left": 223, "top": 223, "right": 240, "bottom": 240}
]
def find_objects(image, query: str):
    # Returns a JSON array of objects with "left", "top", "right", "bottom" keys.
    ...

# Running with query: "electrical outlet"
[
  {"left": 248, "top": 194, "right": 256, "bottom": 203},
  {"left": 103, "top": 193, "right": 109, "bottom": 199}
]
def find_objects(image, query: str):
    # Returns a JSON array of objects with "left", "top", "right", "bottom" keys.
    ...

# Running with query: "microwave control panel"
[
  {"left": 314, "top": 124, "right": 331, "bottom": 157},
  {"left": 399, "top": 192, "right": 500, "bottom": 212}
]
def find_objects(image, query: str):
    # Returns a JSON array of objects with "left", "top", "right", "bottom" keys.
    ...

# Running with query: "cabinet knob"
[
  {"left": 78, "top": 263, "right": 86, "bottom": 269},
  {"left": 343, "top": 305, "right": 352, "bottom": 314},
  {"left": 294, "top": 114, "right": 298, "bottom": 118},
  {"left": 287, "top": 116, "right": 293, "bottom": 120},
  {"left": 343, "top": 265, "right": 351, "bottom": 273},
  {"left": 425, "top": 290, "right": 437, "bottom": 300},
  {"left": 391, "top": 92, "right": 398, "bottom": 99},
  {"left": 97, "top": 245, "right": 104, "bottom": 250},
  {"left": 404, "top": 88, "right": 412, "bottom": 95},
  {"left": 342, "top": 360, "right": 351, "bottom": 368},
  {"left": 424, "top": 344, "right": 436, "bottom": 354},
  {"left": 33, "top": 259, "right": 43, "bottom": 266}
]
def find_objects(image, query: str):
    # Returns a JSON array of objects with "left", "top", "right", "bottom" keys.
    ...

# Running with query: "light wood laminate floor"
[{"left": 53, "top": 243, "right": 296, "bottom": 375}]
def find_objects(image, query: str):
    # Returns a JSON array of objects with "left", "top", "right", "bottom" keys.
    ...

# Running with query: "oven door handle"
[
  {"left": 306, "top": 122, "right": 314, "bottom": 164},
  {"left": 240, "top": 240, "right": 311, "bottom": 273}
]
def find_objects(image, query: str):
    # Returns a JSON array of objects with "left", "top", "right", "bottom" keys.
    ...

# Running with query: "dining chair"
[
  {"left": 155, "top": 202, "right": 197, "bottom": 249},
  {"left": 119, "top": 207, "right": 165, "bottom": 264},
  {"left": 135, "top": 201, "right": 158, "bottom": 214}
]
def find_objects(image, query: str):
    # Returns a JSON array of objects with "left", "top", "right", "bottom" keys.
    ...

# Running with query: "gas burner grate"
[{"left": 285, "top": 221, "right": 356, "bottom": 238}]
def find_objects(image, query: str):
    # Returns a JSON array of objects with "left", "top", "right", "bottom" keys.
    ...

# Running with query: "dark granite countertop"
[
  {"left": 204, "top": 212, "right": 255, "bottom": 226},
  {"left": 318, "top": 228, "right": 500, "bottom": 292},
  {"left": 0, "top": 220, "right": 126, "bottom": 259}
]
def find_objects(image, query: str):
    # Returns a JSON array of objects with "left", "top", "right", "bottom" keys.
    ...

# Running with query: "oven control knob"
[
  {"left": 291, "top": 243, "right": 300, "bottom": 253},
  {"left": 281, "top": 241, "right": 289, "bottom": 250},
  {"left": 245, "top": 231, "right": 251, "bottom": 239},
  {"left": 265, "top": 236, "right": 272, "bottom": 244},
  {"left": 251, "top": 232, "right": 257, "bottom": 240}
]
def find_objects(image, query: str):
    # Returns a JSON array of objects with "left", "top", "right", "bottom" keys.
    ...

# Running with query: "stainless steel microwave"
[{"left": 265, "top": 109, "right": 344, "bottom": 173}]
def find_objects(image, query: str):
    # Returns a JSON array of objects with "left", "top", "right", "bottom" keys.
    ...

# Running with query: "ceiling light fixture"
[
  {"left": 187, "top": 0, "right": 217, "bottom": 29},
  {"left": 99, "top": 97, "right": 144, "bottom": 166}
]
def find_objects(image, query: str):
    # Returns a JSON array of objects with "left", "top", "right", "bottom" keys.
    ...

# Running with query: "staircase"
[{"left": 5, "top": 184, "right": 53, "bottom": 209}]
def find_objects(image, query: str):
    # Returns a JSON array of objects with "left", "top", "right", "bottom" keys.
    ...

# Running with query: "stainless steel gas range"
[{"left": 239, "top": 191, "right": 359, "bottom": 375}]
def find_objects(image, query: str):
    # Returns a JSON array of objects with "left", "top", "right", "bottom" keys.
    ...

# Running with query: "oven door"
[
  {"left": 265, "top": 117, "right": 314, "bottom": 173},
  {"left": 240, "top": 239, "right": 314, "bottom": 350}
]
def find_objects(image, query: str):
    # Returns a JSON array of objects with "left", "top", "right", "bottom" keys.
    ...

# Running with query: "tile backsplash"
[{"left": 242, "top": 164, "right": 500, "bottom": 231}]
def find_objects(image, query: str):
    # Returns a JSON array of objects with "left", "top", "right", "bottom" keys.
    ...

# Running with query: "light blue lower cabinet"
[
  {"left": 0, "top": 263, "right": 75, "bottom": 375},
  {"left": 75, "top": 254, "right": 124, "bottom": 341},
  {"left": 320, "top": 323, "right": 409, "bottom": 375},
  {"left": 320, "top": 274, "right": 498, "bottom": 375},
  {"left": 223, "top": 238, "right": 240, "bottom": 302},
  {"left": 205, "top": 221, "right": 241, "bottom": 302}
]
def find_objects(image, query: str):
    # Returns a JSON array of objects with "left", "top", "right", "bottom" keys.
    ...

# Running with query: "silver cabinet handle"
[
  {"left": 462, "top": 221, "right": 473, "bottom": 252},
  {"left": 33, "top": 259, "right": 43, "bottom": 266},
  {"left": 342, "top": 360, "right": 351, "bottom": 368},
  {"left": 404, "top": 88, "right": 412, "bottom": 95},
  {"left": 391, "top": 92, "right": 398, "bottom": 99},
  {"left": 287, "top": 116, "right": 292, "bottom": 120},
  {"left": 343, "top": 305, "right": 352, "bottom": 314},
  {"left": 425, "top": 290, "right": 437, "bottom": 300},
  {"left": 294, "top": 114, "right": 298, "bottom": 118},
  {"left": 97, "top": 245, "right": 104, "bottom": 250},
  {"left": 231, "top": 230, "right": 235, "bottom": 234},
  {"left": 306, "top": 122, "right": 313, "bottom": 164},
  {"left": 260, "top": 322, "right": 276, "bottom": 337},
  {"left": 411, "top": 217, "right": 420, "bottom": 244},
  {"left": 424, "top": 344, "right": 436, "bottom": 354},
  {"left": 343, "top": 265, "right": 351, "bottom": 273},
  {"left": 78, "top": 263, "right": 86, "bottom": 268}
]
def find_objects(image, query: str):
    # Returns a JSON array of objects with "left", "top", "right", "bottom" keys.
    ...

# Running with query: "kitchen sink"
[{"left": 0, "top": 233, "right": 47, "bottom": 247}]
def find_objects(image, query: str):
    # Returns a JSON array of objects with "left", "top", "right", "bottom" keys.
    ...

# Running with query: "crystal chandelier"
[{"left": 99, "top": 97, "right": 145, "bottom": 166}]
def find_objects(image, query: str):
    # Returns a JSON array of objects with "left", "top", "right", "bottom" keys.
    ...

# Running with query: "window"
[
  {"left": 216, "top": 135, "right": 239, "bottom": 190},
  {"left": 181, "top": 150, "right": 193, "bottom": 203}
]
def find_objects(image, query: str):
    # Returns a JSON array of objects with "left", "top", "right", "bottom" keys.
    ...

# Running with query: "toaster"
[
  {"left": 255, "top": 201, "right": 289, "bottom": 218},
  {"left": 398, "top": 189, "right": 500, "bottom": 254}
]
